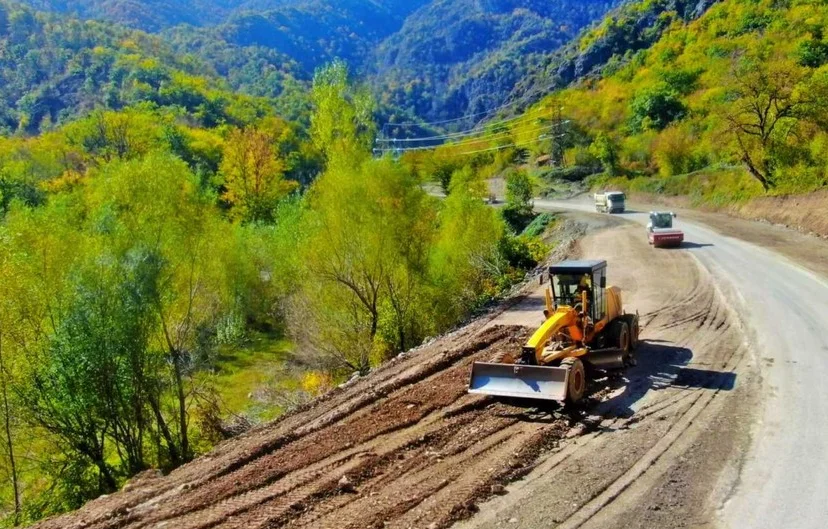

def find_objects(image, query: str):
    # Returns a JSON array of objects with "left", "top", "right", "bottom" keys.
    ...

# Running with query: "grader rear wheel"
[
  {"left": 561, "top": 357, "right": 586, "bottom": 403},
  {"left": 617, "top": 321, "right": 631, "bottom": 353},
  {"left": 610, "top": 319, "right": 636, "bottom": 368},
  {"left": 622, "top": 314, "right": 640, "bottom": 349}
]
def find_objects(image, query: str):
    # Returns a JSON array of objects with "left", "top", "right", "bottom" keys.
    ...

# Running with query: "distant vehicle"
[
  {"left": 594, "top": 191, "right": 626, "bottom": 213},
  {"left": 647, "top": 211, "right": 684, "bottom": 248}
]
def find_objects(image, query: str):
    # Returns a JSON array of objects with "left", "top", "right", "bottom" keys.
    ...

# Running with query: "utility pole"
[{"left": 552, "top": 103, "right": 565, "bottom": 167}]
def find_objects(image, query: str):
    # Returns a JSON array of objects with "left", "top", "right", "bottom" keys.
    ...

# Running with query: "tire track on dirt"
[{"left": 87, "top": 330, "right": 531, "bottom": 529}]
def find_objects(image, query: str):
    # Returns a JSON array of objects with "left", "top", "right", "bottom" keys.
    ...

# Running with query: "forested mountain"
[
  {"left": 15, "top": 0, "right": 630, "bottom": 126},
  {"left": 15, "top": 0, "right": 723, "bottom": 127},
  {"left": 405, "top": 0, "right": 828, "bottom": 207},
  {"left": 550, "top": 0, "right": 828, "bottom": 198},
  {"left": 17, "top": 0, "right": 257, "bottom": 31},
  {"left": 373, "top": 0, "right": 621, "bottom": 125},
  {"left": 19, "top": 0, "right": 428, "bottom": 33},
  {"left": 509, "top": 0, "right": 721, "bottom": 105},
  {"left": 212, "top": 0, "right": 433, "bottom": 71},
  {"left": 0, "top": 0, "right": 313, "bottom": 134}
]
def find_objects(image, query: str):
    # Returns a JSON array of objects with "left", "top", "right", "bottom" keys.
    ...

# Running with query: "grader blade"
[{"left": 468, "top": 362, "right": 569, "bottom": 401}]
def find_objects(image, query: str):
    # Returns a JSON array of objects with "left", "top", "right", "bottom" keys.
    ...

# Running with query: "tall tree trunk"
[
  {"left": 84, "top": 432, "right": 117, "bottom": 493},
  {"left": 154, "top": 298, "right": 190, "bottom": 464},
  {"left": 0, "top": 332, "right": 20, "bottom": 525},
  {"left": 93, "top": 456, "right": 117, "bottom": 492},
  {"left": 741, "top": 152, "right": 771, "bottom": 191},
  {"left": 148, "top": 394, "right": 180, "bottom": 467},
  {"left": 171, "top": 349, "right": 190, "bottom": 462}
]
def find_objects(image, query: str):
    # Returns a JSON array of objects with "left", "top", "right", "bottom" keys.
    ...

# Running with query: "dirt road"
[
  {"left": 536, "top": 198, "right": 828, "bottom": 529},
  {"left": 30, "top": 208, "right": 763, "bottom": 529}
]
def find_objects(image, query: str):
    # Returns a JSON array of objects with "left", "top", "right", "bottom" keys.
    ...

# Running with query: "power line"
[
  {"left": 375, "top": 122, "right": 557, "bottom": 154},
  {"left": 470, "top": 83, "right": 557, "bottom": 129},
  {"left": 376, "top": 106, "right": 556, "bottom": 144},
  {"left": 380, "top": 82, "right": 559, "bottom": 133},
  {"left": 434, "top": 134, "right": 555, "bottom": 157},
  {"left": 375, "top": 129, "right": 564, "bottom": 158}
]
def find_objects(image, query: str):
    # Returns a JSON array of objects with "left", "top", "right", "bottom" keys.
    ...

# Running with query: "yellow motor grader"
[{"left": 469, "top": 260, "right": 639, "bottom": 403}]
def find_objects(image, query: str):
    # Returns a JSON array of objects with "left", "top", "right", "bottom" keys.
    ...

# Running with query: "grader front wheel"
[{"left": 562, "top": 357, "right": 586, "bottom": 403}]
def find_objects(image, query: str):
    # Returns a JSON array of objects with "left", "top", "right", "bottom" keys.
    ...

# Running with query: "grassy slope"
[{"left": 214, "top": 334, "right": 297, "bottom": 422}]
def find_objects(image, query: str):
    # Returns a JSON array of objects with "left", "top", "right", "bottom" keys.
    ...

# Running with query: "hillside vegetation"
[
  {"left": 0, "top": 57, "right": 546, "bottom": 523},
  {"left": 373, "top": 0, "right": 620, "bottom": 125},
  {"left": 553, "top": 0, "right": 828, "bottom": 200},
  {"left": 406, "top": 0, "right": 828, "bottom": 210},
  {"left": 17, "top": 0, "right": 259, "bottom": 31}
]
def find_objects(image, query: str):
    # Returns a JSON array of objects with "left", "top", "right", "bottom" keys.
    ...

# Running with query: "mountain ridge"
[{"left": 14, "top": 0, "right": 627, "bottom": 125}]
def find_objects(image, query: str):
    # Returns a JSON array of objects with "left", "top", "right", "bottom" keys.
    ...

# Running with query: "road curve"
[{"left": 535, "top": 198, "right": 828, "bottom": 529}]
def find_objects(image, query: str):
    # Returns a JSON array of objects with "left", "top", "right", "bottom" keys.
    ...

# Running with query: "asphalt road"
[{"left": 535, "top": 198, "right": 828, "bottom": 529}]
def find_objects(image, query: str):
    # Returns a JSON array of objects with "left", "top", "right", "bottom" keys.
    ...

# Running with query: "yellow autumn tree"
[{"left": 220, "top": 127, "right": 297, "bottom": 223}]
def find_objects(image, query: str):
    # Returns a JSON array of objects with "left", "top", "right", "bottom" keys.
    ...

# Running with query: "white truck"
[{"left": 594, "top": 191, "right": 626, "bottom": 213}]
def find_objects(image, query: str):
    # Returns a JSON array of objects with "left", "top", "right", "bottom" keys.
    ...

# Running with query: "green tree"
[
  {"left": 86, "top": 153, "right": 235, "bottom": 466},
  {"left": 797, "top": 38, "right": 828, "bottom": 68},
  {"left": 65, "top": 110, "right": 162, "bottom": 167},
  {"left": 502, "top": 168, "right": 535, "bottom": 232},
  {"left": 0, "top": 329, "right": 20, "bottom": 526},
  {"left": 504, "top": 169, "right": 534, "bottom": 216},
  {"left": 628, "top": 84, "right": 687, "bottom": 132},
  {"left": 310, "top": 60, "right": 375, "bottom": 172},
  {"left": 20, "top": 263, "right": 155, "bottom": 490},
  {"left": 724, "top": 59, "right": 814, "bottom": 190},
  {"left": 430, "top": 168, "right": 504, "bottom": 324},
  {"left": 589, "top": 133, "right": 620, "bottom": 176},
  {"left": 294, "top": 158, "right": 434, "bottom": 372}
]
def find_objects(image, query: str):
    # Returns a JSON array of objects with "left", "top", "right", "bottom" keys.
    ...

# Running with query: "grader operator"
[{"left": 469, "top": 260, "right": 639, "bottom": 403}]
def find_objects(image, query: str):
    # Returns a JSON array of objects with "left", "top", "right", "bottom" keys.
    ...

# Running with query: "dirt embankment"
[
  {"left": 32, "top": 323, "right": 594, "bottom": 529},
  {"left": 731, "top": 189, "right": 828, "bottom": 237},
  {"left": 30, "top": 220, "right": 756, "bottom": 529}
]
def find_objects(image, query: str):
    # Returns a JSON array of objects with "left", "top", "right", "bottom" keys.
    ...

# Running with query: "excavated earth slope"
[{"left": 32, "top": 222, "right": 756, "bottom": 529}]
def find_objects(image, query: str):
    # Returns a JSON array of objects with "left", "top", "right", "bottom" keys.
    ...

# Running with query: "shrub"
[
  {"left": 504, "top": 168, "right": 534, "bottom": 215},
  {"left": 543, "top": 165, "right": 599, "bottom": 182},
  {"left": 797, "top": 39, "right": 828, "bottom": 68},
  {"left": 653, "top": 126, "right": 708, "bottom": 177},
  {"left": 497, "top": 234, "right": 547, "bottom": 272},
  {"left": 589, "top": 133, "right": 620, "bottom": 175},
  {"left": 521, "top": 213, "right": 556, "bottom": 238}
]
